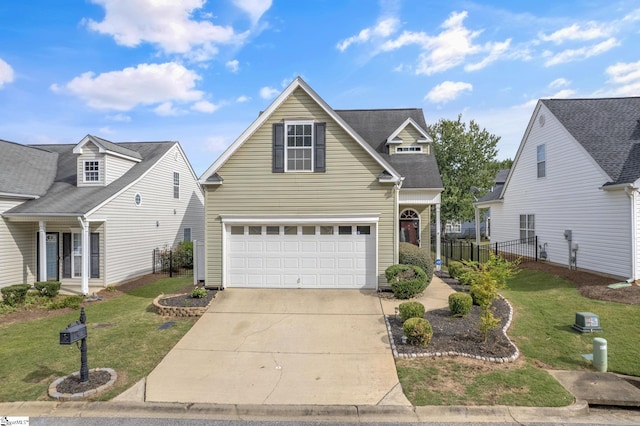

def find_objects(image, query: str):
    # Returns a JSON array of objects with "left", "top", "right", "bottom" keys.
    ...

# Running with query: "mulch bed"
[
  {"left": 157, "top": 289, "right": 216, "bottom": 307},
  {"left": 55, "top": 370, "right": 112, "bottom": 395}
]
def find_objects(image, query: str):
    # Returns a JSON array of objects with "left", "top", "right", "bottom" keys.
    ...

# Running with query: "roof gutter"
[{"left": 0, "top": 192, "right": 40, "bottom": 200}]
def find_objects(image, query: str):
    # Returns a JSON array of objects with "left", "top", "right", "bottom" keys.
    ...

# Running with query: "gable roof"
[
  {"left": 0, "top": 139, "right": 58, "bottom": 198},
  {"left": 541, "top": 97, "right": 640, "bottom": 185},
  {"left": 475, "top": 168, "right": 510, "bottom": 204},
  {"left": 336, "top": 109, "right": 442, "bottom": 189},
  {"left": 73, "top": 134, "right": 143, "bottom": 161},
  {"left": 199, "top": 77, "right": 402, "bottom": 184},
  {"left": 4, "top": 141, "right": 176, "bottom": 217}
]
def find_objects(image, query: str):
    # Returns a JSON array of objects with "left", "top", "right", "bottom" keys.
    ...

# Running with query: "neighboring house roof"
[
  {"left": 476, "top": 168, "right": 510, "bottom": 203},
  {"left": 0, "top": 139, "right": 58, "bottom": 198},
  {"left": 541, "top": 97, "right": 640, "bottom": 185},
  {"left": 336, "top": 109, "right": 443, "bottom": 189},
  {"left": 5, "top": 141, "right": 176, "bottom": 216}
]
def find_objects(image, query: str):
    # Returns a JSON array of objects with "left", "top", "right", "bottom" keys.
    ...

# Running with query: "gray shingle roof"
[
  {"left": 5, "top": 141, "right": 175, "bottom": 216},
  {"left": 90, "top": 135, "right": 143, "bottom": 160},
  {"left": 335, "top": 109, "right": 442, "bottom": 189},
  {"left": 0, "top": 139, "right": 58, "bottom": 197},
  {"left": 476, "top": 168, "right": 510, "bottom": 203},
  {"left": 542, "top": 97, "right": 640, "bottom": 185}
]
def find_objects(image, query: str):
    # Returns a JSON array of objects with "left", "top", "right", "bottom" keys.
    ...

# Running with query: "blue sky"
[{"left": 1, "top": 0, "right": 639, "bottom": 176}]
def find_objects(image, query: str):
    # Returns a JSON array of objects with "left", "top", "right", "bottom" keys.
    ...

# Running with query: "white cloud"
[
  {"left": 236, "top": 95, "right": 250, "bottom": 103},
  {"left": 606, "top": 60, "right": 640, "bottom": 96},
  {"left": 106, "top": 113, "right": 131, "bottom": 122},
  {"left": 380, "top": 11, "right": 510, "bottom": 75},
  {"left": 259, "top": 86, "right": 279, "bottom": 99},
  {"left": 0, "top": 58, "right": 15, "bottom": 88},
  {"left": 425, "top": 81, "right": 472, "bottom": 103},
  {"left": 337, "top": 17, "right": 400, "bottom": 52},
  {"left": 205, "top": 135, "right": 233, "bottom": 153},
  {"left": 226, "top": 59, "right": 239, "bottom": 73},
  {"left": 52, "top": 62, "right": 204, "bottom": 111},
  {"left": 85, "top": 0, "right": 248, "bottom": 61},
  {"left": 154, "top": 102, "right": 180, "bottom": 116},
  {"left": 232, "top": 0, "right": 271, "bottom": 25},
  {"left": 539, "top": 22, "right": 611, "bottom": 44},
  {"left": 544, "top": 37, "right": 619, "bottom": 66},
  {"left": 549, "top": 78, "right": 570, "bottom": 89},
  {"left": 98, "top": 126, "right": 116, "bottom": 135},
  {"left": 548, "top": 88, "right": 576, "bottom": 98},
  {"left": 191, "top": 100, "right": 220, "bottom": 113}
]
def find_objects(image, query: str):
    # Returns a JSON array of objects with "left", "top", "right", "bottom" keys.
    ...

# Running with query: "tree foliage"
[{"left": 428, "top": 115, "right": 501, "bottom": 224}]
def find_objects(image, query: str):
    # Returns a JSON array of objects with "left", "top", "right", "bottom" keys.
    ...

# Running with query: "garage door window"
[
  {"left": 302, "top": 226, "right": 315, "bottom": 235},
  {"left": 231, "top": 226, "right": 244, "bottom": 235},
  {"left": 249, "top": 226, "right": 262, "bottom": 235},
  {"left": 320, "top": 226, "right": 334, "bottom": 235},
  {"left": 339, "top": 226, "right": 352, "bottom": 235},
  {"left": 266, "top": 226, "right": 279, "bottom": 235},
  {"left": 284, "top": 226, "right": 297, "bottom": 235},
  {"left": 357, "top": 226, "right": 371, "bottom": 235}
]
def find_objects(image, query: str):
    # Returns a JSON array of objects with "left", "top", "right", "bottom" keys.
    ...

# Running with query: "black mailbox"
[{"left": 60, "top": 323, "right": 87, "bottom": 345}]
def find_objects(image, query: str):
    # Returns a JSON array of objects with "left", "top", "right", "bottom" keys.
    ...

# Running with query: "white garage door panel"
[{"left": 226, "top": 224, "right": 376, "bottom": 289}]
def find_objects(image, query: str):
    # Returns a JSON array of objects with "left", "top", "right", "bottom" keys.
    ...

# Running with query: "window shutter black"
[
  {"left": 90, "top": 233, "right": 100, "bottom": 278},
  {"left": 273, "top": 123, "right": 285, "bottom": 173},
  {"left": 314, "top": 122, "right": 326, "bottom": 172},
  {"left": 62, "top": 233, "right": 71, "bottom": 278}
]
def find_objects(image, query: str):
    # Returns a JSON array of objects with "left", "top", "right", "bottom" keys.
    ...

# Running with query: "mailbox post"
[{"left": 59, "top": 307, "right": 89, "bottom": 382}]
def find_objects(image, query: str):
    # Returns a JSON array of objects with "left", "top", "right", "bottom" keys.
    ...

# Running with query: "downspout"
[
  {"left": 77, "top": 216, "right": 90, "bottom": 295},
  {"left": 625, "top": 186, "right": 637, "bottom": 283},
  {"left": 394, "top": 177, "right": 405, "bottom": 264}
]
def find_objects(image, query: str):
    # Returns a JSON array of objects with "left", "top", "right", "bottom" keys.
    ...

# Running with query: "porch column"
[
  {"left": 435, "top": 203, "right": 441, "bottom": 271},
  {"left": 475, "top": 206, "right": 481, "bottom": 245},
  {"left": 78, "top": 217, "right": 90, "bottom": 295},
  {"left": 38, "top": 221, "right": 47, "bottom": 282}
]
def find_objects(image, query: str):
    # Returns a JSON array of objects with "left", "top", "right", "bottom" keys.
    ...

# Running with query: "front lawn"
[
  {"left": 0, "top": 276, "right": 196, "bottom": 402},
  {"left": 397, "top": 267, "right": 640, "bottom": 406}
]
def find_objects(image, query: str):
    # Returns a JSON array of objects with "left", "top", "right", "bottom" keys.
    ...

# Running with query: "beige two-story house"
[
  {"left": 199, "top": 78, "right": 443, "bottom": 290},
  {"left": 0, "top": 135, "right": 204, "bottom": 294}
]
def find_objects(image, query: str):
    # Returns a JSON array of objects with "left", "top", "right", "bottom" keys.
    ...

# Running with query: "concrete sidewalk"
[{"left": 379, "top": 273, "right": 455, "bottom": 315}]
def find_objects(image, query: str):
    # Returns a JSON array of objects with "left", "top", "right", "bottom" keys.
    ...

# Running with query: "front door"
[
  {"left": 45, "top": 232, "right": 59, "bottom": 281},
  {"left": 400, "top": 220, "right": 419, "bottom": 246}
]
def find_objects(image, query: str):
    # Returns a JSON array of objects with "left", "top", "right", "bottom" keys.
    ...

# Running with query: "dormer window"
[
  {"left": 83, "top": 160, "right": 100, "bottom": 182},
  {"left": 396, "top": 146, "right": 423, "bottom": 153}
]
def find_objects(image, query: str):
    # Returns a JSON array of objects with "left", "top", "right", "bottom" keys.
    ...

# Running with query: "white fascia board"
[
  {"left": 386, "top": 117, "right": 432, "bottom": 144},
  {"left": 199, "top": 77, "right": 402, "bottom": 184},
  {"left": 220, "top": 213, "right": 380, "bottom": 224},
  {"left": 73, "top": 135, "right": 141, "bottom": 163},
  {"left": 0, "top": 192, "right": 39, "bottom": 199}
]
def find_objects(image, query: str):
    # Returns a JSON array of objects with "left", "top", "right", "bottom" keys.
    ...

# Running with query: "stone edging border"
[
  {"left": 385, "top": 294, "right": 520, "bottom": 362},
  {"left": 152, "top": 293, "right": 215, "bottom": 317},
  {"left": 49, "top": 368, "right": 117, "bottom": 401}
]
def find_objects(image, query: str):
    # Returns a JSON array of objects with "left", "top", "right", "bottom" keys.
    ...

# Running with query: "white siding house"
[
  {"left": 476, "top": 97, "right": 640, "bottom": 281},
  {"left": 0, "top": 136, "right": 204, "bottom": 293}
]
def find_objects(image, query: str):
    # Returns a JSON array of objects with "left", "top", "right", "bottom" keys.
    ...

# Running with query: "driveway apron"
[{"left": 145, "top": 289, "right": 408, "bottom": 406}]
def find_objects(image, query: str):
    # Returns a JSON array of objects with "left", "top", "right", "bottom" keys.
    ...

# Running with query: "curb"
[{"left": 0, "top": 399, "right": 590, "bottom": 422}]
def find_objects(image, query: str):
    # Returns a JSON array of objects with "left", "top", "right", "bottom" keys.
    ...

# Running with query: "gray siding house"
[
  {"left": 199, "top": 77, "right": 443, "bottom": 290},
  {"left": 475, "top": 97, "right": 640, "bottom": 281},
  {"left": 0, "top": 135, "right": 204, "bottom": 294}
]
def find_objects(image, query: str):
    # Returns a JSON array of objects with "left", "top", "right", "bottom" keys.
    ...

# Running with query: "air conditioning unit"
[{"left": 572, "top": 312, "right": 602, "bottom": 333}]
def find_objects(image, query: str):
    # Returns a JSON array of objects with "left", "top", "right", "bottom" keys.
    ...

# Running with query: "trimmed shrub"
[
  {"left": 446, "top": 261, "right": 464, "bottom": 279},
  {"left": 402, "top": 317, "right": 433, "bottom": 347},
  {"left": 448, "top": 292, "right": 473, "bottom": 317},
  {"left": 1, "top": 284, "right": 31, "bottom": 307},
  {"left": 190, "top": 287, "right": 207, "bottom": 299},
  {"left": 457, "top": 261, "right": 480, "bottom": 286},
  {"left": 399, "top": 242, "right": 434, "bottom": 284},
  {"left": 34, "top": 281, "right": 61, "bottom": 297},
  {"left": 385, "top": 264, "right": 428, "bottom": 299},
  {"left": 46, "top": 295, "right": 83, "bottom": 311},
  {"left": 398, "top": 301, "right": 425, "bottom": 322}
]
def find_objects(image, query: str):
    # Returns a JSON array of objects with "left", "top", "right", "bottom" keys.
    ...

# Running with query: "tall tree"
[{"left": 429, "top": 115, "right": 500, "bottom": 225}]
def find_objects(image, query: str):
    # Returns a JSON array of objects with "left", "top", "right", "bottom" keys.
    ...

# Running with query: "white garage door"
[{"left": 225, "top": 224, "right": 377, "bottom": 289}]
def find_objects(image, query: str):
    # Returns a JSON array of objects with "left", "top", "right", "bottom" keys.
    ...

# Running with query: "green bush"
[
  {"left": 385, "top": 264, "right": 428, "bottom": 299},
  {"left": 34, "top": 281, "right": 61, "bottom": 297},
  {"left": 448, "top": 292, "right": 473, "bottom": 317},
  {"left": 457, "top": 261, "right": 481, "bottom": 286},
  {"left": 1, "top": 284, "right": 31, "bottom": 307},
  {"left": 190, "top": 287, "right": 207, "bottom": 299},
  {"left": 398, "top": 301, "right": 425, "bottom": 322},
  {"left": 446, "top": 261, "right": 464, "bottom": 279},
  {"left": 402, "top": 317, "right": 433, "bottom": 347},
  {"left": 46, "top": 295, "right": 83, "bottom": 311},
  {"left": 399, "top": 242, "right": 434, "bottom": 284}
]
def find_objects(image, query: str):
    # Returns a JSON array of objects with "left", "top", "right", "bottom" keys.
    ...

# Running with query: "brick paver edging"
[
  {"left": 48, "top": 368, "right": 117, "bottom": 401},
  {"left": 385, "top": 294, "right": 520, "bottom": 362},
  {"left": 152, "top": 293, "right": 215, "bottom": 317}
]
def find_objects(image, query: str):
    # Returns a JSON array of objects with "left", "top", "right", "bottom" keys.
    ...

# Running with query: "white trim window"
[
  {"left": 520, "top": 214, "right": 535, "bottom": 244},
  {"left": 537, "top": 144, "right": 546, "bottom": 178},
  {"left": 83, "top": 160, "right": 100, "bottom": 182},
  {"left": 396, "top": 146, "right": 422, "bottom": 153},
  {"left": 183, "top": 227, "right": 192, "bottom": 242},
  {"left": 173, "top": 172, "right": 180, "bottom": 199},
  {"left": 445, "top": 220, "right": 462, "bottom": 234},
  {"left": 285, "top": 121, "right": 313, "bottom": 171}
]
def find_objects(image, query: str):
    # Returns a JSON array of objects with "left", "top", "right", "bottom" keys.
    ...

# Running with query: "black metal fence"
[
  {"left": 440, "top": 236, "right": 538, "bottom": 266},
  {"left": 152, "top": 245, "right": 194, "bottom": 278}
]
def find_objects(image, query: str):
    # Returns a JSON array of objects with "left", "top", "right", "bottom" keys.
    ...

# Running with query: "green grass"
[
  {"left": 502, "top": 269, "right": 640, "bottom": 376},
  {"left": 398, "top": 267, "right": 640, "bottom": 406},
  {"left": 0, "top": 276, "right": 195, "bottom": 402}
]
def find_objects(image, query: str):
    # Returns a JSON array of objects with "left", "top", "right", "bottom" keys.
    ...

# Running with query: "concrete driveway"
[{"left": 145, "top": 289, "right": 409, "bottom": 406}]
